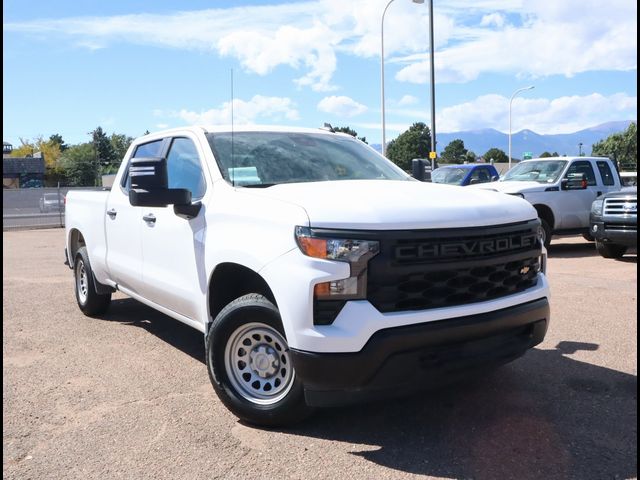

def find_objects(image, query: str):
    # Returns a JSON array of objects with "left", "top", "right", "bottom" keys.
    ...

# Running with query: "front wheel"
[
  {"left": 595, "top": 240, "right": 627, "bottom": 259},
  {"left": 206, "top": 294, "right": 313, "bottom": 426},
  {"left": 538, "top": 218, "right": 552, "bottom": 249}
]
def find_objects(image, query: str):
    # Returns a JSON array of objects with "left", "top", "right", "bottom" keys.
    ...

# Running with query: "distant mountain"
[{"left": 371, "top": 120, "right": 634, "bottom": 159}]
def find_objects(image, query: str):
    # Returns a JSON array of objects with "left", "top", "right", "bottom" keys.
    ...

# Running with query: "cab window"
[
  {"left": 121, "top": 139, "right": 164, "bottom": 191},
  {"left": 565, "top": 161, "right": 596, "bottom": 186}
]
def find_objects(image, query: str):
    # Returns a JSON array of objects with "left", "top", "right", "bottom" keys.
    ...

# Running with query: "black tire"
[
  {"left": 582, "top": 232, "right": 595, "bottom": 242},
  {"left": 595, "top": 240, "right": 627, "bottom": 259},
  {"left": 206, "top": 293, "right": 314, "bottom": 427},
  {"left": 539, "top": 218, "right": 552, "bottom": 249},
  {"left": 74, "top": 246, "right": 111, "bottom": 316}
]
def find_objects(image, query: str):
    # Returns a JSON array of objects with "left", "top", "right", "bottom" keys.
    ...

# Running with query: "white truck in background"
[
  {"left": 472, "top": 156, "right": 622, "bottom": 247},
  {"left": 65, "top": 125, "right": 550, "bottom": 426}
]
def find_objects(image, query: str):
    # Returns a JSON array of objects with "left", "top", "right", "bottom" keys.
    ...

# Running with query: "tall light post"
[
  {"left": 381, "top": 0, "right": 424, "bottom": 157},
  {"left": 508, "top": 85, "right": 534, "bottom": 169},
  {"left": 578, "top": 142, "right": 583, "bottom": 156},
  {"left": 427, "top": 0, "right": 436, "bottom": 169}
]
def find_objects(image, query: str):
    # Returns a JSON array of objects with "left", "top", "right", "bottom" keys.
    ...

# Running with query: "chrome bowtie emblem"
[{"left": 520, "top": 266, "right": 531, "bottom": 275}]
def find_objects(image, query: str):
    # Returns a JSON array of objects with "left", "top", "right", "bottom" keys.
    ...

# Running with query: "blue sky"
[{"left": 3, "top": 0, "right": 637, "bottom": 150}]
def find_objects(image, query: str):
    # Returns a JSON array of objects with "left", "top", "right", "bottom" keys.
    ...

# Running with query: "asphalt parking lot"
[{"left": 3, "top": 228, "right": 637, "bottom": 480}]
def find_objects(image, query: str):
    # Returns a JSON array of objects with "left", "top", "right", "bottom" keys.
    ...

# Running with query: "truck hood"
[
  {"left": 471, "top": 181, "right": 549, "bottom": 194},
  {"left": 245, "top": 180, "right": 537, "bottom": 230}
]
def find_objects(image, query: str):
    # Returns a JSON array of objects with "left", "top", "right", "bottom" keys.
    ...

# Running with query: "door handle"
[
  {"left": 107, "top": 208, "right": 117, "bottom": 219},
  {"left": 143, "top": 213, "right": 156, "bottom": 224}
]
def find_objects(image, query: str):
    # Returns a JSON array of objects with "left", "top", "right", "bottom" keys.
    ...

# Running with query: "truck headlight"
[
  {"left": 294, "top": 226, "right": 379, "bottom": 299},
  {"left": 591, "top": 199, "right": 604, "bottom": 216}
]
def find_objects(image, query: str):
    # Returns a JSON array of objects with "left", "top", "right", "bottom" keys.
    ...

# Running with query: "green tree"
[
  {"left": 49, "top": 134, "right": 68, "bottom": 152},
  {"left": 386, "top": 122, "right": 432, "bottom": 171},
  {"left": 334, "top": 126, "right": 367, "bottom": 144},
  {"left": 465, "top": 151, "right": 477, "bottom": 163},
  {"left": 59, "top": 143, "right": 100, "bottom": 186},
  {"left": 441, "top": 139, "right": 468, "bottom": 164},
  {"left": 539, "top": 151, "right": 559, "bottom": 158},
  {"left": 91, "top": 127, "right": 116, "bottom": 166},
  {"left": 591, "top": 122, "right": 637, "bottom": 170},
  {"left": 110, "top": 133, "right": 134, "bottom": 166},
  {"left": 483, "top": 148, "right": 508, "bottom": 163}
]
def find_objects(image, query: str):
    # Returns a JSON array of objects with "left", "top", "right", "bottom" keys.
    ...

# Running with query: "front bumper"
[
  {"left": 591, "top": 220, "right": 637, "bottom": 247},
  {"left": 290, "top": 298, "right": 549, "bottom": 407}
]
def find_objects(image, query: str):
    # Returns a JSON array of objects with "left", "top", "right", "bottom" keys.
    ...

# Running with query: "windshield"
[
  {"left": 206, "top": 132, "right": 409, "bottom": 187},
  {"left": 502, "top": 160, "right": 567, "bottom": 183},
  {"left": 431, "top": 167, "right": 467, "bottom": 185}
]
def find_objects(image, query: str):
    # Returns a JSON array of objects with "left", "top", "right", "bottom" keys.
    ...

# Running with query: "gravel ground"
[{"left": 3, "top": 229, "right": 637, "bottom": 480}]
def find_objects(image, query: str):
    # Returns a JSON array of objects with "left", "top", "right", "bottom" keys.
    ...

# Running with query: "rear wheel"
[
  {"left": 74, "top": 247, "right": 111, "bottom": 316},
  {"left": 206, "top": 294, "right": 313, "bottom": 426},
  {"left": 595, "top": 241, "right": 627, "bottom": 259}
]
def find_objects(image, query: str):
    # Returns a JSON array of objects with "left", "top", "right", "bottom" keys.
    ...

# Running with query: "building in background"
[{"left": 2, "top": 141, "right": 45, "bottom": 188}]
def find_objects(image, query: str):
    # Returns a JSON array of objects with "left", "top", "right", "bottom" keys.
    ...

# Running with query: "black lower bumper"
[
  {"left": 290, "top": 298, "right": 549, "bottom": 407},
  {"left": 591, "top": 221, "right": 637, "bottom": 247}
]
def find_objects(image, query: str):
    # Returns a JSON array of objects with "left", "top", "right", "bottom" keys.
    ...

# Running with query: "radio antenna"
[{"left": 231, "top": 68, "right": 235, "bottom": 187}]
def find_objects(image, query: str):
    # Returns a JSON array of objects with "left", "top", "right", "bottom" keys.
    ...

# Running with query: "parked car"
[
  {"left": 431, "top": 164, "right": 499, "bottom": 186},
  {"left": 65, "top": 125, "right": 550, "bottom": 426},
  {"left": 472, "top": 157, "right": 621, "bottom": 247},
  {"left": 590, "top": 187, "right": 637, "bottom": 258},
  {"left": 39, "top": 193, "right": 65, "bottom": 213},
  {"left": 619, "top": 171, "right": 637, "bottom": 188}
]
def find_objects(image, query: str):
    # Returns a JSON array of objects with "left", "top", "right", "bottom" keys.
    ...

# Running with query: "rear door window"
[
  {"left": 122, "top": 139, "right": 165, "bottom": 191},
  {"left": 596, "top": 161, "right": 615, "bottom": 186}
]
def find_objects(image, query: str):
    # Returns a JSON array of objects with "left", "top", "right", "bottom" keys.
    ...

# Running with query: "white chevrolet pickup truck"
[
  {"left": 472, "top": 156, "right": 622, "bottom": 247},
  {"left": 65, "top": 125, "right": 550, "bottom": 425}
]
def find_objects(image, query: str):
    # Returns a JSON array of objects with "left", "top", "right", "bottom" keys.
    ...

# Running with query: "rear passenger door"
[{"left": 138, "top": 134, "right": 210, "bottom": 323}]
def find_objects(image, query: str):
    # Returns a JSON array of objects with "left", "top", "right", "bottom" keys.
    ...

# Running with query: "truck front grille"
[
  {"left": 367, "top": 220, "right": 542, "bottom": 313},
  {"left": 604, "top": 196, "right": 637, "bottom": 216}
]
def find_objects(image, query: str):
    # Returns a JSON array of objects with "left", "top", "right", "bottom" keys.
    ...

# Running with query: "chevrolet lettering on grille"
[{"left": 395, "top": 233, "right": 539, "bottom": 260}]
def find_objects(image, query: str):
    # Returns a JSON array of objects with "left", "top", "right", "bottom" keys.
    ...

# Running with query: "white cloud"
[
  {"left": 395, "top": 0, "right": 637, "bottom": 84},
  {"left": 317, "top": 96, "right": 368, "bottom": 117},
  {"left": 480, "top": 13, "right": 506, "bottom": 28},
  {"left": 3, "top": 0, "right": 637, "bottom": 90},
  {"left": 397, "top": 95, "right": 419, "bottom": 106},
  {"left": 438, "top": 92, "right": 637, "bottom": 134},
  {"left": 167, "top": 95, "right": 299, "bottom": 125}
]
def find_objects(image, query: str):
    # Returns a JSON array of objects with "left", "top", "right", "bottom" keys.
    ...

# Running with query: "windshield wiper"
[{"left": 243, "top": 183, "right": 277, "bottom": 188}]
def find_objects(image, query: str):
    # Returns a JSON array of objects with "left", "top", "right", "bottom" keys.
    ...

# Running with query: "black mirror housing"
[{"left": 129, "top": 157, "right": 168, "bottom": 190}]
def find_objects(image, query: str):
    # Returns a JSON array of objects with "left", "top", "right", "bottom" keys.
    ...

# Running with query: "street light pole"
[
  {"left": 508, "top": 85, "right": 535, "bottom": 169},
  {"left": 578, "top": 142, "right": 583, "bottom": 156},
  {"left": 381, "top": 0, "right": 424, "bottom": 157},
  {"left": 380, "top": 0, "right": 395, "bottom": 157},
  {"left": 427, "top": 0, "right": 436, "bottom": 169}
]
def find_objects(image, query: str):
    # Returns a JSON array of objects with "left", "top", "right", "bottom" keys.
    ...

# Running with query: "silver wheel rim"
[
  {"left": 224, "top": 322, "right": 295, "bottom": 405},
  {"left": 538, "top": 225, "right": 547, "bottom": 245},
  {"left": 76, "top": 259, "right": 88, "bottom": 304}
]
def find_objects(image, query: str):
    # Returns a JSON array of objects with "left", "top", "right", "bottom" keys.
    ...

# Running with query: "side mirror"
[
  {"left": 469, "top": 178, "right": 480, "bottom": 185},
  {"left": 561, "top": 173, "right": 588, "bottom": 190},
  {"left": 128, "top": 156, "right": 192, "bottom": 207},
  {"left": 491, "top": 175, "right": 499, "bottom": 182}
]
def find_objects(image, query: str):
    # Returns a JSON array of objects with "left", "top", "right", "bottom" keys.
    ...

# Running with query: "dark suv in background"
[{"left": 590, "top": 187, "right": 637, "bottom": 258}]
